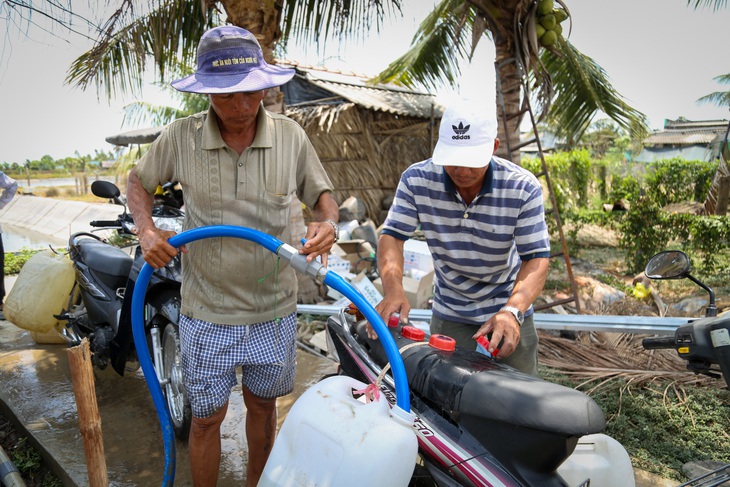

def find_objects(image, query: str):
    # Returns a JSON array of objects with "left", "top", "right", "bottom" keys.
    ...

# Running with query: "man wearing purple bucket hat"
[{"left": 126, "top": 25, "right": 338, "bottom": 486}]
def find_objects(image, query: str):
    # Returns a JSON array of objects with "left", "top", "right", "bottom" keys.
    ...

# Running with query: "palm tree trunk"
[
  {"left": 218, "top": 0, "right": 287, "bottom": 113},
  {"left": 217, "top": 0, "right": 283, "bottom": 61},
  {"left": 494, "top": 42, "right": 524, "bottom": 166}
]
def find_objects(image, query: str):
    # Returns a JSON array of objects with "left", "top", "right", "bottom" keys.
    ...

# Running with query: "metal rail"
[{"left": 297, "top": 305, "right": 689, "bottom": 337}]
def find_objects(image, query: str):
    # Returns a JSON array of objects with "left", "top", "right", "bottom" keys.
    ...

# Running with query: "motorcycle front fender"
[{"left": 110, "top": 276, "right": 181, "bottom": 376}]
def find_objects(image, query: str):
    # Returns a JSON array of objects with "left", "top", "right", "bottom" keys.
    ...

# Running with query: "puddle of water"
[{"left": 1, "top": 223, "right": 66, "bottom": 252}]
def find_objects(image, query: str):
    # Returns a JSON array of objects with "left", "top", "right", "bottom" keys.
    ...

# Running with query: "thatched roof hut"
[{"left": 280, "top": 63, "right": 445, "bottom": 226}]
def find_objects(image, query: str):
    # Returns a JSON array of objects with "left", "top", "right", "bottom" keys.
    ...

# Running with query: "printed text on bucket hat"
[
  {"left": 432, "top": 100, "right": 499, "bottom": 168},
  {"left": 171, "top": 26, "right": 295, "bottom": 94}
]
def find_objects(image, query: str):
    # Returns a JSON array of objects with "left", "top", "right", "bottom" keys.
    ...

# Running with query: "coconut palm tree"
[
  {"left": 371, "top": 0, "right": 652, "bottom": 164},
  {"left": 64, "top": 0, "right": 402, "bottom": 115},
  {"left": 61, "top": 0, "right": 648, "bottom": 166},
  {"left": 60, "top": 0, "right": 638, "bottom": 161},
  {"left": 8, "top": 1, "right": 726, "bottom": 156}
]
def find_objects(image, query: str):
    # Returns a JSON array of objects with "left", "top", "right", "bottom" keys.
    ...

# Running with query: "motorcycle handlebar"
[
  {"left": 642, "top": 336, "right": 676, "bottom": 350},
  {"left": 90, "top": 220, "right": 122, "bottom": 227}
]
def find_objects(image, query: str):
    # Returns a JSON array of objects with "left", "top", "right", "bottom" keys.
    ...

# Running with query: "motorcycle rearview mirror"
[
  {"left": 91, "top": 180, "right": 127, "bottom": 207},
  {"left": 645, "top": 250, "right": 717, "bottom": 317},
  {"left": 644, "top": 250, "right": 691, "bottom": 279}
]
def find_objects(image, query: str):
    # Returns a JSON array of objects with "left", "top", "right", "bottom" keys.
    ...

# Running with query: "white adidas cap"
[{"left": 432, "top": 99, "right": 498, "bottom": 168}]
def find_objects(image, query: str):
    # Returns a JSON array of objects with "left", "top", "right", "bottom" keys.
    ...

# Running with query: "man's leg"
[
  {"left": 242, "top": 386, "right": 277, "bottom": 487},
  {"left": 189, "top": 401, "right": 228, "bottom": 487}
]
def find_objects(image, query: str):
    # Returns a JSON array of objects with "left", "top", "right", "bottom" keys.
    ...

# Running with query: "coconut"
[
  {"left": 554, "top": 8, "right": 569, "bottom": 23},
  {"left": 539, "top": 13, "right": 557, "bottom": 30},
  {"left": 538, "top": 0, "right": 554, "bottom": 16},
  {"left": 540, "top": 29, "right": 558, "bottom": 47}
]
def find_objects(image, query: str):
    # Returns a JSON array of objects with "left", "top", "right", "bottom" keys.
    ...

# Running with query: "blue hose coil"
[{"left": 131, "top": 225, "right": 411, "bottom": 486}]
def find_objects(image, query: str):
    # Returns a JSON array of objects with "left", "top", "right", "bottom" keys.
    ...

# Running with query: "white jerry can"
[
  {"left": 259, "top": 375, "right": 418, "bottom": 487},
  {"left": 557, "top": 433, "right": 636, "bottom": 487},
  {"left": 5, "top": 249, "right": 75, "bottom": 336}
]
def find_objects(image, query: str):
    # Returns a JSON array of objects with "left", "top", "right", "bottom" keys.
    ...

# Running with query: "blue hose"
[{"left": 131, "top": 225, "right": 411, "bottom": 486}]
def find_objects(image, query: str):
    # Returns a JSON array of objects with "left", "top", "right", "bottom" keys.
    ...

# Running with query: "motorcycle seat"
[
  {"left": 77, "top": 238, "right": 134, "bottom": 278},
  {"left": 401, "top": 344, "right": 606, "bottom": 437},
  {"left": 354, "top": 321, "right": 605, "bottom": 437}
]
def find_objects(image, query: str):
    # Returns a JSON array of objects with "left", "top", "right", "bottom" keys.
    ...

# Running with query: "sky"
[{"left": 0, "top": 0, "right": 728, "bottom": 164}]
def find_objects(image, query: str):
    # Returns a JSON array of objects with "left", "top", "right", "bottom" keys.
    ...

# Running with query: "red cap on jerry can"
[
  {"left": 388, "top": 315, "right": 400, "bottom": 328},
  {"left": 429, "top": 334, "right": 456, "bottom": 351},
  {"left": 401, "top": 325, "right": 425, "bottom": 341}
]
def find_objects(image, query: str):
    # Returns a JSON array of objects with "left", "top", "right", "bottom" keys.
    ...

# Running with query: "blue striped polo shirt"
[{"left": 381, "top": 156, "right": 550, "bottom": 325}]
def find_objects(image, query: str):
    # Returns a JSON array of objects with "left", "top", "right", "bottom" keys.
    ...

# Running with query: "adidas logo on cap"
[{"left": 452, "top": 122, "right": 471, "bottom": 140}]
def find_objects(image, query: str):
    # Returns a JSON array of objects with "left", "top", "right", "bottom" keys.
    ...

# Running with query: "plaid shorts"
[{"left": 178, "top": 313, "right": 297, "bottom": 418}]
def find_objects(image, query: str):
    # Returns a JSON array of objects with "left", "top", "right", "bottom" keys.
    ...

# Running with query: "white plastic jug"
[
  {"left": 5, "top": 250, "right": 75, "bottom": 333},
  {"left": 557, "top": 433, "right": 636, "bottom": 487},
  {"left": 259, "top": 375, "right": 418, "bottom": 487}
]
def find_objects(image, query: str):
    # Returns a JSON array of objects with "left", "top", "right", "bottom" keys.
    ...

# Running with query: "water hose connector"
[{"left": 277, "top": 243, "right": 328, "bottom": 284}]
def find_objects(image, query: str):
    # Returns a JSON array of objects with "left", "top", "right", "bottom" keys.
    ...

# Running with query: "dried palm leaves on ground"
[
  {"left": 537, "top": 293, "right": 726, "bottom": 394},
  {"left": 538, "top": 330, "right": 722, "bottom": 394}
]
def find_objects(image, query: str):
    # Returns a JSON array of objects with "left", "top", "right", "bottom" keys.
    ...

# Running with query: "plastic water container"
[
  {"left": 259, "top": 375, "right": 418, "bottom": 487},
  {"left": 5, "top": 250, "right": 75, "bottom": 334},
  {"left": 557, "top": 433, "right": 636, "bottom": 487}
]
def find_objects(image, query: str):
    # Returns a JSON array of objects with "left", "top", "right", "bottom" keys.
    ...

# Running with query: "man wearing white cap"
[
  {"left": 126, "top": 25, "right": 339, "bottom": 486},
  {"left": 376, "top": 98, "right": 550, "bottom": 376}
]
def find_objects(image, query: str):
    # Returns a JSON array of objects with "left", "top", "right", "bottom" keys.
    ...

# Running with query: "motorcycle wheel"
[{"left": 162, "top": 323, "right": 192, "bottom": 440}]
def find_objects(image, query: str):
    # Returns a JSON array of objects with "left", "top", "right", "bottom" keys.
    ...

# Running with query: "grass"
[
  {"left": 542, "top": 368, "right": 730, "bottom": 482},
  {"left": 0, "top": 415, "right": 63, "bottom": 486}
]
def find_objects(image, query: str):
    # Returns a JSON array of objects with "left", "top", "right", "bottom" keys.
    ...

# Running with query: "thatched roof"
[
  {"left": 287, "top": 103, "right": 437, "bottom": 226},
  {"left": 280, "top": 63, "right": 444, "bottom": 225},
  {"left": 280, "top": 61, "right": 444, "bottom": 119}
]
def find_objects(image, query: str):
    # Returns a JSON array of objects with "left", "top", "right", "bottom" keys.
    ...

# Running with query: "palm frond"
[
  {"left": 280, "top": 0, "right": 403, "bottom": 49},
  {"left": 370, "top": 0, "right": 475, "bottom": 90},
  {"left": 122, "top": 102, "right": 190, "bottom": 128},
  {"left": 697, "top": 73, "right": 730, "bottom": 109},
  {"left": 686, "top": 0, "right": 729, "bottom": 11},
  {"left": 697, "top": 92, "right": 730, "bottom": 108},
  {"left": 65, "top": 0, "right": 218, "bottom": 99},
  {"left": 541, "top": 38, "right": 649, "bottom": 142}
]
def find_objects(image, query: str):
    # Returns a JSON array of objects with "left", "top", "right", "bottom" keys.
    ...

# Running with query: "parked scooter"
[
  {"left": 641, "top": 250, "right": 730, "bottom": 388},
  {"left": 325, "top": 306, "right": 633, "bottom": 486},
  {"left": 55, "top": 180, "right": 192, "bottom": 439},
  {"left": 641, "top": 250, "right": 730, "bottom": 486}
]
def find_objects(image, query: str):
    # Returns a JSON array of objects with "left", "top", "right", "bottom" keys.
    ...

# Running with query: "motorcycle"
[
  {"left": 640, "top": 250, "right": 730, "bottom": 486},
  {"left": 55, "top": 180, "right": 192, "bottom": 439},
  {"left": 641, "top": 250, "right": 730, "bottom": 388},
  {"left": 324, "top": 306, "right": 633, "bottom": 486}
]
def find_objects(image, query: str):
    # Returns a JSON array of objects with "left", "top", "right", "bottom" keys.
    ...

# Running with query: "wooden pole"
[{"left": 67, "top": 338, "right": 108, "bottom": 487}]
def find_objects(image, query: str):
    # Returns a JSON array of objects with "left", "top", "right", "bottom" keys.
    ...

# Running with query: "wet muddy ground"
[{"left": 0, "top": 319, "right": 337, "bottom": 486}]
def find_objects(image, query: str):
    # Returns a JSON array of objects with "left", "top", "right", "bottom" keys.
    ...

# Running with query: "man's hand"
[
  {"left": 373, "top": 291, "right": 411, "bottom": 340},
  {"left": 299, "top": 220, "right": 337, "bottom": 266},
  {"left": 472, "top": 310, "right": 521, "bottom": 358},
  {"left": 137, "top": 225, "right": 182, "bottom": 268}
]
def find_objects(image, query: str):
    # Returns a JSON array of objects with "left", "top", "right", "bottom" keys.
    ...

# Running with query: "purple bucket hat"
[{"left": 171, "top": 26, "right": 295, "bottom": 94}]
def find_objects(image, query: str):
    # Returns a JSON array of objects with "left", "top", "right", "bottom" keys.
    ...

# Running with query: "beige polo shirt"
[{"left": 135, "top": 105, "right": 333, "bottom": 325}]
